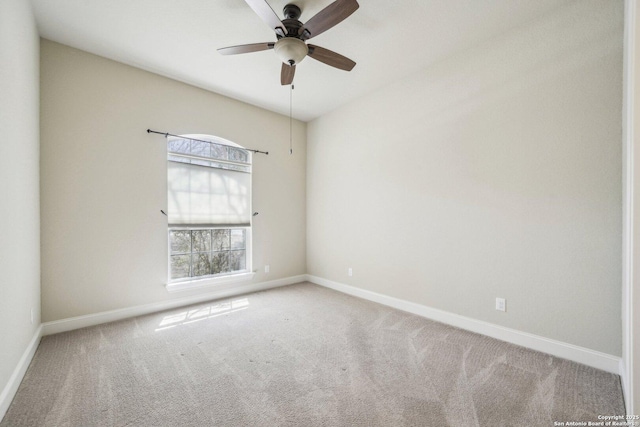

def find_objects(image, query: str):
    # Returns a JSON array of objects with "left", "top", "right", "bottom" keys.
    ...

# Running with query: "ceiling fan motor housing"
[
  {"left": 283, "top": 4, "right": 301, "bottom": 20},
  {"left": 279, "top": 4, "right": 310, "bottom": 40},
  {"left": 274, "top": 4, "right": 310, "bottom": 66}
]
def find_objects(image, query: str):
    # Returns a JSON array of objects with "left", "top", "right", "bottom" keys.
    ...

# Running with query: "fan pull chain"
[{"left": 289, "top": 84, "right": 294, "bottom": 155}]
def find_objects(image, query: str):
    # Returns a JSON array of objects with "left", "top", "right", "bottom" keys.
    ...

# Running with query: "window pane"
[
  {"left": 171, "top": 255, "right": 191, "bottom": 279},
  {"left": 170, "top": 230, "right": 191, "bottom": 254},
  {"left": 212, "top": 229, "right": 230, "bottom": 251},
  {"left": 229, "top": 250, "right": 246, "bottom": 272},
  {"left": 192, "top": 230, "right": 211, "bottom": 253},
  {"left": 190, "top": 140, "right": 209, "bottom": 157},
  {"left": 192, "top": 253, "right": 212, "bottom": 277},
  {"left": 211, "top": 251, "right": 230, "bottom": 274},
  {"left": 230, "top": 229, "right": 245, "bottom": 250},
  {"left": 168, "top": 139, "right": 190, "bottom": 155},
  {"left": 210, "top": 143, "right": 228, "bottom": 161},
  {"left": 228, "top": 147, "right": 248, "bottom": 163}
]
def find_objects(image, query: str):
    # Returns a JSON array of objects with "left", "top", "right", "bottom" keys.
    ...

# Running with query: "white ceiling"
[{"left": 31, "top": 0, "right": 566, "bottom": 122}]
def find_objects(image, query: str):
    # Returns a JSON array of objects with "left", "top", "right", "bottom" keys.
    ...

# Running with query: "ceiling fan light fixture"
[
  {"left": 218, "top": 0, "right": 359, "bottom": 85},
  {"left": 274, "top": 37, "right": 308, "bottom": 66}
]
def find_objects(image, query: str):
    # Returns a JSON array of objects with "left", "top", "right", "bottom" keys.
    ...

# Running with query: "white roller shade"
[{"left": 168, "top": 161, "right": 251, "bottom": 227}]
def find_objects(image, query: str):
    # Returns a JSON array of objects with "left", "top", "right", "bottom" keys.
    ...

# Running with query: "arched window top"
[
  {"left": 167, "top": 133, "right": 251, "bottom": 172},
  {"left": 177, "top": 134, "right": 245, "bottom": 150}
]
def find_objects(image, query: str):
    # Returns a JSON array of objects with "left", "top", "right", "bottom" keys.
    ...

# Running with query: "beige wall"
[
  {"left": 0, "top": 0, "right": 41, "bottom": 398},
  {"left": 307, "top": 0, "right": 623, "bottom": 355},
  {"left": 40, "top": 40, "right": 306, "bottom": 322}
]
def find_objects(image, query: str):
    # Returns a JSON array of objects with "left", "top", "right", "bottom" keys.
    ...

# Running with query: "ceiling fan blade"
[
  {"left": 299, "top": 0, "right": 359, "bottom": 39},
  {"left": 217, "top": 42, "right": 275, "bottom": 55},
  {"left": 281, "top": 63, "right": 295, "bottom": 85},
  {"left": 244, "top": 0, "right": 288, "bottom": 35},
  {"left": 307, "top": 45, "right": 356, "bottom": 71}
]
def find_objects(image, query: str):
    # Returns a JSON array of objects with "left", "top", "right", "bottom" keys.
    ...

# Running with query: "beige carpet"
[{"left": 1, "top": 283, "right": 624, "bottom": 426}]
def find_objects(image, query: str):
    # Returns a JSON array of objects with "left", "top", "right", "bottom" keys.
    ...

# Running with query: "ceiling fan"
[{"left": 218, "top": 0, "right": 359, "bottom": 85}]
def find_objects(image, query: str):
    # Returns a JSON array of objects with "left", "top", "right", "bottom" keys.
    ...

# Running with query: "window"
[
  {"left": 169, "top": 228, "right": 247, "bottom": 279},
  {"left": 166, "top": 134, "right": 252, "bottom": 288}
]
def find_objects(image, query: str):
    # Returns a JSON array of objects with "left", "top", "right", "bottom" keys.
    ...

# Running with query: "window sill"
[{"left": 166, "top": 271, "right": 255, "bottom": 293}]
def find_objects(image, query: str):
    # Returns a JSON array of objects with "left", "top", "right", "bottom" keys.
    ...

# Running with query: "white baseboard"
[
  {"left": 306, "top": 275, "right": 622, "bottom": 375},
  {"left": 42, "top": 275, "right": 305, "bottom": 336},
  {"left": 0, "top": 325, "right": 42, "bottom": 421},
  {"left": 620, "top": 359, "right": 631, "bottom": 413}
]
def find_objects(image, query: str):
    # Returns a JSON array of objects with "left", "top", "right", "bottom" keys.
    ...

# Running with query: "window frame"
[{"left": 165, "top": 134, "right": 254, "bottom": 293}]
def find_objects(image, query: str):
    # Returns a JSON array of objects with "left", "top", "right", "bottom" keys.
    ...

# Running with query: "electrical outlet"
[
  {"left": 348, "top": 267, "right": 353, "bottom": 277},
  {"left": 265, "top": 265, "right": 270, "bottom": 273},
  {"left": 30, "top": 308, "right": 34, "bottom": 324},
  {"left": 495, "top": 298, "right": 506, "bottom": 312}
]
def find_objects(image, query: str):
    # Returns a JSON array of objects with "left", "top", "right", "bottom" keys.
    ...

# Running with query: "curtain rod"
[{"left": 147, "top": 129, "right": 269, "bottom": 155}]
